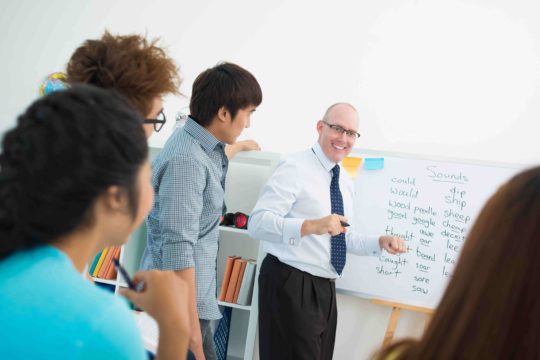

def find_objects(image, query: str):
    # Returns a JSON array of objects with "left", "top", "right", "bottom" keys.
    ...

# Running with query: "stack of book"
[
  {"left": 88, "top": 246, "right": 121, "bottom": 280},
  {"left": 218, "top": 256, "right": 257, "bottom": 306}
]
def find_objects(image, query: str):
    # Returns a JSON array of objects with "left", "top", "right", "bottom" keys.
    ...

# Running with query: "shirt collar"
[
  {"left": 312, "top": 142, "right": 337, "bottom": 173},
  {"left": 184, "top": 116, "right": 224, "bottom": 153}
]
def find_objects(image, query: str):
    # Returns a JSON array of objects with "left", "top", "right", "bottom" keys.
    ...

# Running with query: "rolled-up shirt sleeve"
[
  {"left": 346, "top": 231, "right": 381, "bottom": 257},
  {"left": 158, "top": 156, "right": 205, "bottom": 270},
  {"left": 248, "top": 160, "right": 304, "bottom": 246}
]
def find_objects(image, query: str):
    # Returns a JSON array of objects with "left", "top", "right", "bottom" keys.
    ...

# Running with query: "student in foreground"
[
  {"left": 0, "top": 85, "right": 189, "bottom": 359},
  {"left": 375, "top": 166, "right": 540, "bottom": 360}
]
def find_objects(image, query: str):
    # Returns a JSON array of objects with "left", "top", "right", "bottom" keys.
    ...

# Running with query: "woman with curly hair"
[
  {"left": 0, "top": 85, "right": 189, "bottom": 359},
  {"left": 66, "top": 31, "right": 180, "bottom": 138}
]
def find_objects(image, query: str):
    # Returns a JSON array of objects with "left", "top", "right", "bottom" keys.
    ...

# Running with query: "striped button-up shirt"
[{"left": 140, "top": 117, "right": 228, "bottom": 320}]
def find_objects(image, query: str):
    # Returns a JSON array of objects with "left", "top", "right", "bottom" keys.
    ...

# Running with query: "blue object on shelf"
[
  {"left": 94, "top": 281, "right": 115, "bottom": 293},
  {"left": 214, "top": 306, "right": 232, "bottom": 360}
]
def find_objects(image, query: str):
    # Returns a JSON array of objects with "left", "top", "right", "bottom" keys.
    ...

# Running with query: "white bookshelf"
[
  {"left": 92, "top": 277, "right": 117, "bottom": 286},
  {"left": 89, "top": 223, "right": 148, "bottom": 293},
  {"left": 217, "top": 227, "right": 267, "bottom": 360},
  {"left": 215, "top": 228, "right": 254, "bottom": 315},
  {"left": 218, "top": 226, "right": 251, "bottom": 235},
  {"left": 217, "top": 301, "right": 251, "bottom": 312},
  {"left": 216, "top": 152, "right": 280, "bottom": 360}
]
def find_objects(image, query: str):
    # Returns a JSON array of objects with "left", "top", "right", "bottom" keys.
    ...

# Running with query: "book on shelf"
[
  {"left": 224, "top": 258, "right": 243, "bottom": 303},
  {"left": 103, "top": 246, "right": 120, "bottom": 280},
  {"left": 236, "top": 260, "right": 257, "bottom": 306},
  {"left": 88, "top": 249, "right": 103, "bottom": 275},
  {"left": 232, "top": 259, "right": 247, "bottom": 303},
  {"left": 219, "top": 256, "right": 257, "bottom": 306},
  {"left": 219, "top": 255, "right": 240, "bottom": 301},
  {"left": 92, "top": 247, "right": 110, "bottom": 277},
  {"left": 98, "top": 246, "right": 116, "bottom": 278}
]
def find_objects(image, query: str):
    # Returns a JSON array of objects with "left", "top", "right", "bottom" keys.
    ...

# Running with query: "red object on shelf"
[
  {"left": 221, "top": 212, "right": 249, "bottom": 229},
  {"left": 234, "top": 213, "right": 248, "bottom": 229}
]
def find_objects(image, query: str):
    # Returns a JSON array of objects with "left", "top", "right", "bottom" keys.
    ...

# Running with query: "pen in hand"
[{"left": 113, "top": 258, "right": 145, "bottom": 292}]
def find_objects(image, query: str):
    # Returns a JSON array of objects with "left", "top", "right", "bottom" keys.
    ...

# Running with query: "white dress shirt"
[{"left": 249, "top": 143, "right": 381, "bottom": 279}]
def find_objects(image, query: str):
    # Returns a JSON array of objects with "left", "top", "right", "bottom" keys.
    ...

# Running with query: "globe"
[{"left": 39, "top": 72, "right": 68, "bottom": 96}]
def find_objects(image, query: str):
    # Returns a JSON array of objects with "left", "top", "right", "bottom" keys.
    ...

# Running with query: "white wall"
[{"left": 2, "top": 0, "right": 540, "bottom": 359}]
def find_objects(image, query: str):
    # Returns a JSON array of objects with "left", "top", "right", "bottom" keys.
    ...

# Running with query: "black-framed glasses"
[
  {"left": 323, "top": 121, "right": 361, "bottom": 139},
  {"left": 144, "top": 110, "right": 166, "bottom": 132}
]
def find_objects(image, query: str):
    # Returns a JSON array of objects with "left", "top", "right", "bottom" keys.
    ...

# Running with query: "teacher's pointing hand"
[{"left": 379, "top": 236, "right": 406, "bottom": 255}]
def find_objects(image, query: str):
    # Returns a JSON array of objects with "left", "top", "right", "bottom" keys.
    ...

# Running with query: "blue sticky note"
[{"left": 363, "top": 157, "right": 384, "bottom": 170}]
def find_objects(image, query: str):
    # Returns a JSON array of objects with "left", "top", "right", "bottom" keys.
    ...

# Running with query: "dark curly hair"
[
  {"left": 66, "top": 31, "right": 180, "bottom": 116},
  {"left": 190, "top": 62, "right": 262, "bottom": 127},
  {"left": 0, "top": 85, "right": 148, "bottom": 259}
]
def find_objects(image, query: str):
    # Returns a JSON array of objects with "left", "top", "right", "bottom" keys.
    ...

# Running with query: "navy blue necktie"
[{"left": 330, "top": 165, "right": 347, "bottom": 275}]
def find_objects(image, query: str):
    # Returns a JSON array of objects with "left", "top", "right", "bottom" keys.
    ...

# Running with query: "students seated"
[
  {"left": 375, "top": 166, "right": 540, "bottom": 359},
  {"left": 0, "top": 85, "right": 189, "bottom": 359}
]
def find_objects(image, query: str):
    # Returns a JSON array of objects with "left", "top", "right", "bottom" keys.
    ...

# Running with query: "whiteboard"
[{"left": 336, "top": 150, "right": 521, "bottom": 308}]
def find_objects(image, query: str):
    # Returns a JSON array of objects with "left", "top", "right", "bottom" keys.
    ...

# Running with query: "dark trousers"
[{"left": 258, "top": 254, "right": 337, "bottom": 360}]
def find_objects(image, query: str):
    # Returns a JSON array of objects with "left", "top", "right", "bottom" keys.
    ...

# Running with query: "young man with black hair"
[{"left": 140, "top": 62, "right": 262, "bottom": 360}]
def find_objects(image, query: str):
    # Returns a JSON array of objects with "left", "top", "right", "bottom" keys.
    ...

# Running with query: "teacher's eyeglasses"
[
  {"left": 144, "top": 110, "right": 166, "bottom": 132},
  {"left": 323, "top": 121, "right": 361, "bottom": 139}
]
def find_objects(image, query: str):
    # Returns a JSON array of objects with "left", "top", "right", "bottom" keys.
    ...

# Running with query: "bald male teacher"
[{"left": 248, "top": 103, "right": 406, "bottom": 360}]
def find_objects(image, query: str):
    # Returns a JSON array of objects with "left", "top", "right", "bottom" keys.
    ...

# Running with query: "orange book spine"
[
  {"left": 224, "top": 258, "right": 242, "bottom": 303},
  {"left": 219, "top": 256, "right": 239, "bottom": 301},
  {"left": 98, "top": 245, "right": 116, "bottom": 278},
  {"left": 232, "top": 259, "right": 247, "bottom": 304},
  {"left": 99, "top": 246, "right": 115, "bottom": 279},
  {"left": 104, "top": 247, "right": 121, "bottom": 280}
]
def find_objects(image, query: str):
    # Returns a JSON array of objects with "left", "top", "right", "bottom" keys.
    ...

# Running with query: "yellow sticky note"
[{"left": 342, "top": 157, "right": 363, "bottom": 178}]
